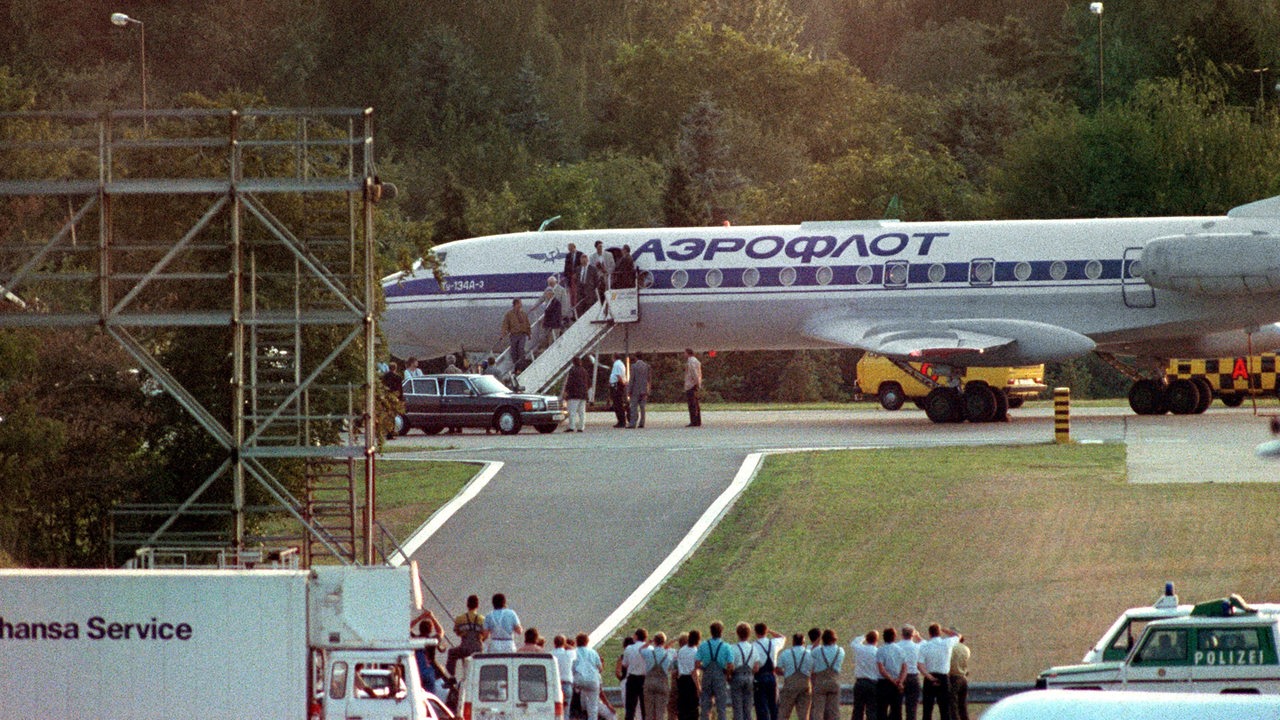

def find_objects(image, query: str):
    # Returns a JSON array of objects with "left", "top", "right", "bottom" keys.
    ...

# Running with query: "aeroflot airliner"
[{"left": 382, "top": 196, "right": 1280, "bottom": 418}]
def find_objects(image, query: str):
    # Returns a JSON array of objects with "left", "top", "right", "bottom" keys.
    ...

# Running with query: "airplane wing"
[{"left": 801, "top": 315, "right": 1096, "bottom": 366}]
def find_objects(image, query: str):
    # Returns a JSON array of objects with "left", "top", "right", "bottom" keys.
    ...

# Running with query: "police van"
[{"left": 1039, "top": 595, "right": 1280, "bottom": 693}]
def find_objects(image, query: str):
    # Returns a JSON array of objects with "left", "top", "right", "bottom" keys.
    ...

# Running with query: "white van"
[
  {"left": 458, "top": 652, "right": 564, "bottom": 720},
  {"left": 322, "top": 650, "right": 440, "bottom": 720}
]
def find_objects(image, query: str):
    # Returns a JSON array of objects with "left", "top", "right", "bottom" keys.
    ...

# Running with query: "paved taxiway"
[{"left": 392, "top": 405, "right": 1278, "bottom": 639}]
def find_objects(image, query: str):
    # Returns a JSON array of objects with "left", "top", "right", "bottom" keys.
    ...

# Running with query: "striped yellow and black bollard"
[{"left": 1053, "top": 386, "right": 1070, "bottom": 443}]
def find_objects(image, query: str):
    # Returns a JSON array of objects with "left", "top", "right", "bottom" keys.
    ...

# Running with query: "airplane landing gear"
[
  {"left": 924, "top": 387, "right": 964, "bottom": 423},
  {"left": 1127, "top": 377, "right": 1213, "bottom": 415}
]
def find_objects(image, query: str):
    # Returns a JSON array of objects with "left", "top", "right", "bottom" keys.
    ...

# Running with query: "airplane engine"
[{"left": 1141, "top": 233, "right": 1280, "bottom": 295}]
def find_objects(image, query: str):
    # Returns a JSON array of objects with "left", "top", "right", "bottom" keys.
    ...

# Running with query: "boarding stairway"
[{"left": 493, "top": 286, "right": 639, "bottom": 394}]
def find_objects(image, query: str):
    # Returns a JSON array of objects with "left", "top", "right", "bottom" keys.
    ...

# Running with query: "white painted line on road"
[
  {"left": 587, "top": 452, "right": 766, "bottom": 646},
  {"left": 389, "top": 460, "right": 504, "bottom": 567}
]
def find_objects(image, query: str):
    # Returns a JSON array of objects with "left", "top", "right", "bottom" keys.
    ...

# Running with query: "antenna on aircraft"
[{"left": 538, "top": 215, "right": 561, "bottom": 232}]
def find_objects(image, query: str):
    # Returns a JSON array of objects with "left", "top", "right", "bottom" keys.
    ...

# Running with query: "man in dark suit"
[
  {"left": 563, "top": 242, "right": 584, "bottom": 314},
  {"left": 575, "top": 254, "right": 601, "bottom": 318}
]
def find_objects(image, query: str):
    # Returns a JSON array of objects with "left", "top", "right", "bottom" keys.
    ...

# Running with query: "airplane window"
[
  {"left": 742, "top": 268, "right": 760, "bottom": 287},
  {"left": 816, "top": 266, "right": 833, "bottom": 286},
  {"left": 886, "top": 263, "right": 908, "bottom": 286},
  {"left": 1050, "top": 261, "right": 1068, "bottom": 280},
  {"left": 1014, "top": 262, "right": 1032, "bottom": 281},
  {"left": 1127, "top": 260, "right": 1143, "bottom": 279},
  {"left": 705, "top": 268, "right": 723, "bottom": 288},
  {"left": 928, "top": 263, "right": 946, "bottom": 283},
  {"left": 970, "top": 260, "right": 994, "bottom": 283},
  {"left": 671, "top": 269, "right": 689, "bottom": 289},
  {"left": 639, "top": 271, "right": 654, "bottom": 289},
  {"left": 1085, "top": 260, "right": 1103, "bottom": 280},
  {"left": 855, "top": 266, "right": 874, "bottom": 285},
  {"left": 779, "top": 267, "right": 797, "bottom": 286}
]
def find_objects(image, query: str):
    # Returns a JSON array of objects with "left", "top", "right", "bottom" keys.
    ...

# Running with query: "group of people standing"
[
  {"left": 501, "top": 240, "right": 640, "bottom": 368},
  {"left": 593, "top": 621, "right": 968, "bottom": 720}
]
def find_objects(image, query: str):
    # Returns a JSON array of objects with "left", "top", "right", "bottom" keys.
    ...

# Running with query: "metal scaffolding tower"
[{"left": 0, "top": 108, "right": 382, "bottom": 565}]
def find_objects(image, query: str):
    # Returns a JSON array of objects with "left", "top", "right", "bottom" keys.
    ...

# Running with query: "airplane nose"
[{"left": 1141, "top": 233, "right": 1280, "bottom": 295}]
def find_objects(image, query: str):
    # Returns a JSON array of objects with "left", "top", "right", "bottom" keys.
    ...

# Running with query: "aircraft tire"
[
  {"left": 878, "top": 383, "right": 906, "bottom": 411},
  {"left": 924, "top": 388, "right": 964, "bottom": 424},
  {"left": 1128, "top": 379, "right": 1168, "bottom": 415},
  {"left": 1166, "top": 379, "right": 1201, "bottom": 415},
  {"left": 963, "top": 383, "right": 999, "bottom": 423},
  {"left": 1221, "top": 394, "right": 1245, "bottom": 408},
  {"left": 1191, "top": 378, "right": 1214, "bottom": 413}
]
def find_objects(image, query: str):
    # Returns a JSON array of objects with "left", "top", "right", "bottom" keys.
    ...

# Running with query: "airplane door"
[{"left": 1122, "top": 247, "right": 1156, "bottom": 308}]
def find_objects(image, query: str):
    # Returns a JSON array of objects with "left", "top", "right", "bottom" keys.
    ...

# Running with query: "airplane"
[{"left": 382, "top": 196, "right": 1280, "bottom": 423}]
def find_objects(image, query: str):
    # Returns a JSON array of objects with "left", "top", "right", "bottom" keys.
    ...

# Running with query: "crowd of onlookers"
[{"left": 412, "top": 594, "right": 971, "bottom": 720}]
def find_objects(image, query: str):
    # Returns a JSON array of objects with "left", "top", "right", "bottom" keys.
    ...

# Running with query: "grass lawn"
[
  {"left": 599, "top": 443, "right": 1280, "bottom": 685},
  {"left": 374, "top": 458, "right": 481, "bottom": 543}
]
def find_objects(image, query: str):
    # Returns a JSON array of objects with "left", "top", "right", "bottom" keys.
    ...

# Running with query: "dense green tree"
[{"left": 996, "top": 70, "right": 1280, "bottom": 218}]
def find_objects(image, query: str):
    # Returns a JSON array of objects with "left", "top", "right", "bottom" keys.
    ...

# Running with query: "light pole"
[
  {"left": 1252, "top": 67, "right": 1271, "bottom": 112},
  {"left": 110, "top": 12, "right": 147, "bottom": 132},
  {"left": 1089, "top": 3, "right": 1104, "bottom": 108}
]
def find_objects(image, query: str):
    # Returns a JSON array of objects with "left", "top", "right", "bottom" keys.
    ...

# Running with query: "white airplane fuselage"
[{"left": 382, "top": 207, "right": 1280, "bottom": 364}]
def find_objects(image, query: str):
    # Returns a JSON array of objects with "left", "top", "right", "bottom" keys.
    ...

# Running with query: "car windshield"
[{"left": 471, "top": 375, "right": 511, "bottom": 395}]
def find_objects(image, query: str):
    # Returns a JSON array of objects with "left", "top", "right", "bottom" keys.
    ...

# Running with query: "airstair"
[{"left": 493, "top": 286, "right": 640, "bottom": 394}]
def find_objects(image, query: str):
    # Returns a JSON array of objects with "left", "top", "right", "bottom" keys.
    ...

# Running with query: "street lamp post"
[
  {"left": 110, "top": 12, "right": 147, "bottom": 132},
  {"left": 1090, "top": 3, "right": 1104, "bottom": 108}
]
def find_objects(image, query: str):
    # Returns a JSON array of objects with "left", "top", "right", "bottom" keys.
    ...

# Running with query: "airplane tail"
[{"left": 1227, "top": 195, "right": 1280, "bottom": 218}]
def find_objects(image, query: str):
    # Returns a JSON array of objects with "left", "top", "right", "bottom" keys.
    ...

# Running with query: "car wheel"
[
  {"left": 1221, "top": 393, "right": 1245, "bottom": 407},
  {"left": 494, "top": 409, "right": 522, "bottom": 435},
  {"left": 1006, "top": 395, "right": 1025, "bottom": 409},
  {"left": 877, "top": 383, "right": 906, "bottom": 411},
  {"left": 422, "top": 425, "right": 444, "bottom": 435},
  {"left": 535, "top": 424, "right": 557, "bottom": 434},
  {"left": 396, "top": 414, "right": 410, "bottom": 436}
]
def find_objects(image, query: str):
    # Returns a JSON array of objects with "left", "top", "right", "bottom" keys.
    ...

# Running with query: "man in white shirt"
[
  {"left": 729, "top": 623, "right": 762, "bottom": 720},
  {"left": 752, "top": 623, "right": 784, "bottom": 720},
  {"left": 684, "top": 348, "right": 702, "bottom": 427},
  {"left": 622, "top": 628, "right": 650, "bottom": 720},
  {"left": 774, "top": 633, "right": 810, "bottom": 720},
  {"left": 609, "top": 354, "right": 629, "bottom": 428},
  {"left": 850, "top": 630, "right": 879, "bottom": 720},
  {"left": 916, "top": 624, "right": 960, "bottom": 720},
  {"left": 552, "top": 635, "right": 576, "bottom": 711},
  {"left": 482, "top": 593, "right": 522, "bottom": 653},
  {"left": 876, "top": 627, "right": 907, "bottom": 720},
  {"left": 896, "top": 626, "right": 922, "bottom": 720}
]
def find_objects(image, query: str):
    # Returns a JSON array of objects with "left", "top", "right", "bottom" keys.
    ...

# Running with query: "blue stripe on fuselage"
[{"left": 382, "top": 259, "right": 1134, "bottom": 300}]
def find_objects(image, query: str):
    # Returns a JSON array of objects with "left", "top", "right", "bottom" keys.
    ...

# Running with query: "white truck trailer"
[{"left": 0, "top": 565, "right": 436, "bottom": 720}]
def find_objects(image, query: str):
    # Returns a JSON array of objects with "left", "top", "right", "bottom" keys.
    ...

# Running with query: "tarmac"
[{"left": 390, "top": 404, "right": 1280, "bottom": 640}]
